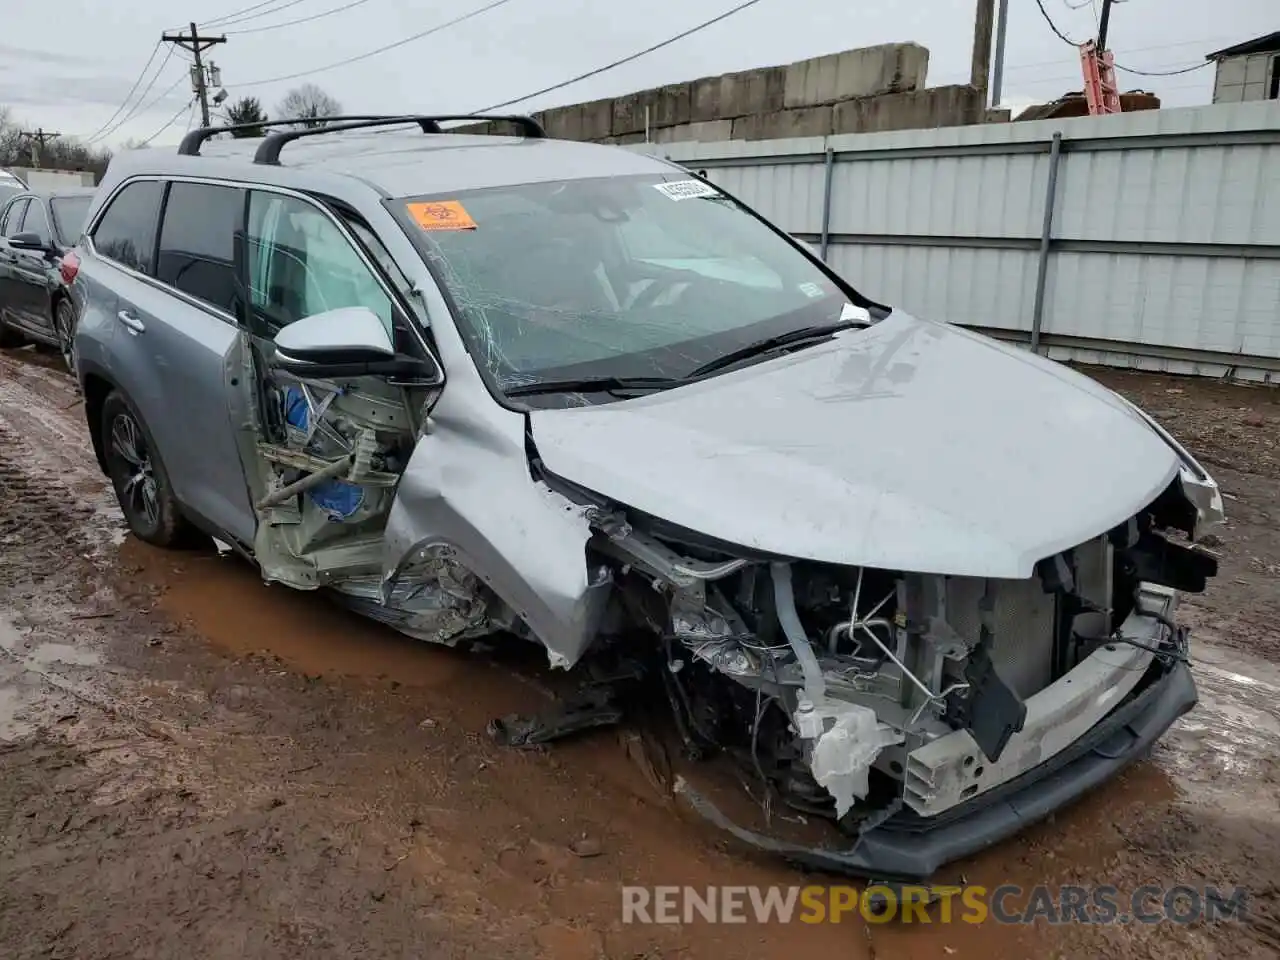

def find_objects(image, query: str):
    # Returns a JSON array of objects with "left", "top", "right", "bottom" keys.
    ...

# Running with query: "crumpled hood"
[{"left": 528, "top": 311, "right": 1180, "bottom": 578}]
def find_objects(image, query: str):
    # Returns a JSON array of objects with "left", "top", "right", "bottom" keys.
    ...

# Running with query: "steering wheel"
[{"left": 628, "top": 275, "right": 687, "bottom": 309}]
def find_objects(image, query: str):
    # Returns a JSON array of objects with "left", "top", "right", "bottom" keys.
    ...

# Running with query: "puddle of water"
[
  {"left": 0, "top": 681, "right": 36, "bottom": 740},
  {"left": 1153, "top": 642, "right": 1280, "bottom": 814},
  {"left": 29, "top": 642, "right": 101, "bottom": 667},
  {"left": 0, "top": 613, "right": 24, "bottom": 655}
]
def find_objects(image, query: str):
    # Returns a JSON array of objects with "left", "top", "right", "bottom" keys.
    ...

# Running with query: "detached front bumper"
[{"left": 677, "top": 657, "right": 1196, "bottom": 882}]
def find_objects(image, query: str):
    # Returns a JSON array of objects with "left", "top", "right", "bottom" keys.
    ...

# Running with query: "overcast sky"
[{"left": 0, "top": 0, "right": 1274, "bottom": 149}]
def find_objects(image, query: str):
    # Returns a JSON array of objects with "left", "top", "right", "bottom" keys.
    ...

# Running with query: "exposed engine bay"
[
  {"left": 568, "top": 473, "right": 1218, "bottom": 829},
  {"left": 233, "top": 344, "right": 1221, "bottom": 868}
]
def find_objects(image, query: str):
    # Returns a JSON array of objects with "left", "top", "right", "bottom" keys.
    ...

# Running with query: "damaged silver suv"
[{"left": 69, "top": 114, "right": 1224, "bottom": 881}]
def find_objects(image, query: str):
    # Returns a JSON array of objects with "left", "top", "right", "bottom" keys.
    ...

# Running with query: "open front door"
[{"left": 233, "top": 188, "right": 442, "bottom": 593}]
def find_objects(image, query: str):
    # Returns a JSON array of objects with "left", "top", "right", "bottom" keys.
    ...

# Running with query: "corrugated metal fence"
[{"left": 632, "top": 101, "right": 1280, "bottom": 382}]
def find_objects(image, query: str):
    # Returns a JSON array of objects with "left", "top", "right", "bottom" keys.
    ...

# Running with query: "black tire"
[
  {"left": 52, "top": 298, "right": 76, "bottom": 372},
  {"left": 101, "top": 390, "right": 192, "bottom": 548}
]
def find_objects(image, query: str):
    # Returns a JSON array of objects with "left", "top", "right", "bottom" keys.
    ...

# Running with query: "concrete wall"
[
  {"left": 1212, "top": 52, "right": 1280, "bottom": 103},
  {"left": 462, "top": 43, "right": 989, "bottom": 144},
  {"left": 630, "top": 100, "right": 1280, "bottom": 382},
  {"left": 6, "top": 167, "right": 96, "bottom": 189}
]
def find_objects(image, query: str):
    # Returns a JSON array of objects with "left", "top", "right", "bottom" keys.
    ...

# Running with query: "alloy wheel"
[{"left": 109, "top": 411, "right": 160, "bottom": 531}]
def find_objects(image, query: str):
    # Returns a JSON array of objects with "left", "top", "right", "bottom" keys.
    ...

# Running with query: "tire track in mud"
[{"left": 0, "top": 362, "right": 125, "bottom": 579}]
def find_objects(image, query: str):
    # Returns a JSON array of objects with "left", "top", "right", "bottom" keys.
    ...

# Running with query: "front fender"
[{"left": 381, "top": 409, "right": 610, "bottom": 669}]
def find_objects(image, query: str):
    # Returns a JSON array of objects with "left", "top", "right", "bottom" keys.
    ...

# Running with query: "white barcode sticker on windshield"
[{"left": 653, "top": 179, "right": 720, "bottom": 202}]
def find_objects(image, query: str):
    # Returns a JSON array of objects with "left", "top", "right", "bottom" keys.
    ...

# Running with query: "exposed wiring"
[
  {"left": 79, "top": 41, "right": 163, "bottom": 143},
  {"left": 231, "top": 0, "right": 523, "bottom": 87},
  {"left": 224, "top": 0, "right": 376, "bottom": 34},
  {"left": 87, "top": 47, "right": 179, "bottom": 145},
  {"left": 1034, "top": 0, "right": 1082, "bottom": 46},
  {"left": 139, "top": 98, "right": 198, "bottom": 147},
  {"left": 477, "top": 0, "right": 769, "bottom": 112}
]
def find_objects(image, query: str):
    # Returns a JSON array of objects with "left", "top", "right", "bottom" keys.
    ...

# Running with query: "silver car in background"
[{"left": 68, "top": 114, "right": 1223, "bottom": 881}]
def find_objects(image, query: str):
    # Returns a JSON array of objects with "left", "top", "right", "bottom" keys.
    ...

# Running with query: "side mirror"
[
  {"left": 272, "top": 306, "right": 441, "bottom": 382},
  {"left": 9, "top": 232, "right": 47, "bottom": 251}
]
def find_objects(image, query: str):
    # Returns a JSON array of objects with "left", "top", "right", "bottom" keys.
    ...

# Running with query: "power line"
[
  {"left": 86, "top": 47, "right": 179, "bottom": 144},
  {"left": 1115, "top": 60, "right": 1211, "bottom": 77},
  {"left": 224, "top": 0, "right": 376, "bottom": 34},
  {"left": 139, "top": 98, "right": 198, "bottom": 147},
  {"left": 89, "top": 74, "right": 187, "bottom": 147},
  {"left": 1033, "top": 0, "right": 1082, "bottom": 46},
  {"left": 213, "top": 0, "right": 316, "bottom": 28},
  {"left": 79, "top": 41, "right": 163, "bottom": 142},
  {"left": 199, "top": 0, "right": 294, "bottom": 28},
  {"left": 232, "top": 0, "right": 521, "bottom": 87},
  {"left": 1001, "top": 35, "right": 1239, "bottom": 74},
  {"left": 477, "top": 0, "right": 769, "bottom": 112}
]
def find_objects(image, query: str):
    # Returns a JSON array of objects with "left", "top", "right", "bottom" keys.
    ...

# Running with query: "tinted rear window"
[
  {"left": 50, "top": 195, "right": 93, "bottom": 245},
  {"left": 91, "top": 180, "right": 163, "bottom": 274},
  {"left": 157, "top": 181, "right": 243, "bottom": 314}
]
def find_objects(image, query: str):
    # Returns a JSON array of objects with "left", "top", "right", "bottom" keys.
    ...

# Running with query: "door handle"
[{"left": 116, "top": 309, "right": 146, "bottom": 334}]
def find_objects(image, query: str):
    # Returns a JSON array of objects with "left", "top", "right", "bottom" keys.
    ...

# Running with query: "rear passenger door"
[
  {"left": 89, "top": 178, "right": 256, "bottom": 547},
  {"left": 0, "top": 197, "right": 30, "bottom": 329},
  {"left": 9, "top": 200, "right": 57, "bottom": 339}
]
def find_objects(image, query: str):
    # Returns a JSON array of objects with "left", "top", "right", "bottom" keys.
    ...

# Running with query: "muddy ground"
[{"left": 0, "top": 346, "right": 1277, "bottom": 960}]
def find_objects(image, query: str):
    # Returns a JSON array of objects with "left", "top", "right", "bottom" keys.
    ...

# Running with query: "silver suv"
[{"left": 69, "top": 114, "right": 1224, "bottom": 880}]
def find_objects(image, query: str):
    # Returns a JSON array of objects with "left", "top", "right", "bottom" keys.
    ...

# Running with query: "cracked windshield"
[{"left": 404, "top": 175, "right": 848, "bottom": 392}]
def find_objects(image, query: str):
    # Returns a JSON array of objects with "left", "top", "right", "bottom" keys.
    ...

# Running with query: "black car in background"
[{"left": 0, "top": 187, "right": 95, "bottom": 367}]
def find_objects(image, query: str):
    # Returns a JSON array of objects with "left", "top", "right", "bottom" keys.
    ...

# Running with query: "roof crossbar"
[
  {"left": 251, "top": 113, "right": 546, "bottom": 165},
  {"left": 178, "top": 115, "right": 440, "bottom": 157}
]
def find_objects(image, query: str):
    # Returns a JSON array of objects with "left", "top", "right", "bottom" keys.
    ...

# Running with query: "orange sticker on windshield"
[{"left": 407, "top": 200, "right": 477, "bottom": 231}]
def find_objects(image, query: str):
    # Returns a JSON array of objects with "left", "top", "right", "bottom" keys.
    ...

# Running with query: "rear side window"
[
  {"left": 91, "top": 180, "right": 163, "bottom": 274},
  {"left": 50, "top": 195, "right": 93, "bottom": 245},
  {"left": 157, "top": 181, "right": 244, "bottom": 315},
  {"left": 23, "top": 202, "right": 52, "bottom": 247},
  {"left": 1, "top": 198, "right": 28, "bottom": 238}
]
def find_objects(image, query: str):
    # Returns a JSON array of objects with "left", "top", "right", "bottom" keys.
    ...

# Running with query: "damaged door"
[{"left": 235, "top": 189, "right": 442, "bottom": 597}]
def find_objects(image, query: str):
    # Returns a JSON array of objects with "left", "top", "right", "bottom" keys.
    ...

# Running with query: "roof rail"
[
  {"left": 251, "top": 113, "right": 546, "bottom": 166},
  {"left": 177, "top": 115, "right": 441, "bottom": 157}
]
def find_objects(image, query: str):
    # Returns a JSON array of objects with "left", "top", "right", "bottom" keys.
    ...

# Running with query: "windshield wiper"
[
  {"left": 504, "top": 375, "right": 690, "bottom": 398},
  {"left": 684, "top": 320, "right": 865, "bottom": 380}
]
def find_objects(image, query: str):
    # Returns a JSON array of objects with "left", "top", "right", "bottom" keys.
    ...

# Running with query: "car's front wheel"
[{"left": 101, "top": 391, "right": 191, "bottom": 547}]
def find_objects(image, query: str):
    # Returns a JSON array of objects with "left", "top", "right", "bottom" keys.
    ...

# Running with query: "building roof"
[{"left": 1205, "top": 31, "right": 1280, "bottom": 61}]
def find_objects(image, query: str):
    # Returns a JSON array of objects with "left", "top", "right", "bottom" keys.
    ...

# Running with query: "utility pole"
[
  {"left": 20, "top": 128, "right": 61, "bottom": 168},
  {"left": 990, "top": 0, "right": 1010, "bottom": 108},
  {"left": 161, "top": 22, "right": 226, "bottom": 128},
  {"left": 1096, "top": 0, "right": 1114, "bottom": 51},
  {"left": 970, "top": 0, "right": 996, "bottom": 108}
]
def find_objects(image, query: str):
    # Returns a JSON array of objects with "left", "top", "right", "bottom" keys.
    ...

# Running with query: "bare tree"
[
  {"left": 0, "top": 104, "right": 112, "bottom": 182},
  {"left": 276, "top": 84, "right": 342, "bottom": 128}
]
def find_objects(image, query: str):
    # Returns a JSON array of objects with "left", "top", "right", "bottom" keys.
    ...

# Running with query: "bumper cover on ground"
[{"left": 676, "top": 660, "right": 1196, "bottom": 882}]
